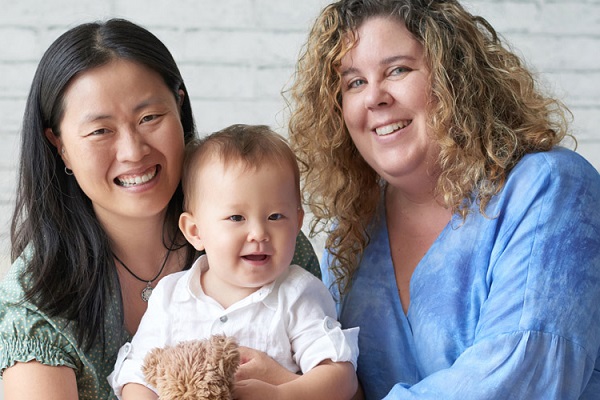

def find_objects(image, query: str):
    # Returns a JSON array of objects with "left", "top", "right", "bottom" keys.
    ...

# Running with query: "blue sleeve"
[
  {"left": 386, "top": 333, "right": 594, "bottom": 399},
  {"left": 385, "top": 150, "right": 600, "bottom": 399},
  {"left": 320, "top": 250, "right": 343, "bottom": 316}
]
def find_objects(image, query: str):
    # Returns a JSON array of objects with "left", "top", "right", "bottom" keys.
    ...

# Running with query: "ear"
[
  {"left": 179, "top": 212, "right": 205, "bottom": 251},
  {"left": 45, "top": 128, "right": 72, "bottom": 169},
  {"left": 177, "top": 89, "right": 185, "bottom": 108}
]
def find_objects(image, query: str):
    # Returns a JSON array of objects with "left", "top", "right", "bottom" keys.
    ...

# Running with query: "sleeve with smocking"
[{"left": 0, "top": 257, "right": 79, "bottom": 375}]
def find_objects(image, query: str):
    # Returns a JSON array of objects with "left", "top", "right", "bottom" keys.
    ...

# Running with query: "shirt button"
[
  {"left": 326, "top": 319, "right": 334, "bottom": 330},
  {"left": 220, "top": 315, "right": 228, "bottom": 323}
]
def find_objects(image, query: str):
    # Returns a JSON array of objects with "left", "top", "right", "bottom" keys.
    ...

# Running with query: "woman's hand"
[{"left": 235, "top": 346, "right": 300, "bottom": 385}]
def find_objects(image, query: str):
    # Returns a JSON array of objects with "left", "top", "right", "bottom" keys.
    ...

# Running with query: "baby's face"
[{"left": 189, "top": 159, "right": 303, "bottom": 295}]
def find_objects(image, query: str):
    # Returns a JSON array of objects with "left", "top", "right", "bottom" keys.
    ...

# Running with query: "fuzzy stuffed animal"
[{"left": 142, "top": 335, "right": 240, "bottom": 400}]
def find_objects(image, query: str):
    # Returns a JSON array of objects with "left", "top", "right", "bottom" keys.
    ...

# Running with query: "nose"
[
  {"left": 365, "top": 81, "right": 393, "bottom": 110},
  {"left": 115, "top": 127, "right": 151, "bottom": 162},
  {"left": 247, "top": 221, "right": 269, "bottom": 243}
]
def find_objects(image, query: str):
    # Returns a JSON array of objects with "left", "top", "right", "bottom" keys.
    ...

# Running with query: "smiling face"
[
  {"left": 52, "top": 59, "right": 185, "bottom": 226},
  {"left": 179, "top": 156, "right": 303, "bottom": 302},
  {"left": 340, "top": 16, "right": 439, "bottom": 191}
]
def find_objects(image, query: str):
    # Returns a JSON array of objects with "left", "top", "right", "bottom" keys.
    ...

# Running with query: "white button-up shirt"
[{"left": 109, "top": 255, "right": 359, "bottom": 396}]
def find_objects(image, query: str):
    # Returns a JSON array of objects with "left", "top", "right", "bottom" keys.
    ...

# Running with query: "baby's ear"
[
  {"left": 178, "top": 212, "right": 205, "bottom": 251},
  {"left": 296, "top": 207, "right": 305, "bottom": 233}
]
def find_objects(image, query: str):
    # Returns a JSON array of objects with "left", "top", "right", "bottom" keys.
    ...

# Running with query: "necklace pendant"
[{"left": 141, "top": 282, "right": 153, "bottom": 302}]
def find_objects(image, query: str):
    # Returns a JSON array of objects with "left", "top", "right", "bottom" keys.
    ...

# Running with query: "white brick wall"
[{"left": 463, "top": 0, "right": 600, "bottom": 168}]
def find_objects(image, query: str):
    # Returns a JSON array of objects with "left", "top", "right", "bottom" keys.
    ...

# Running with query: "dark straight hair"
[{"left": 11, "top": 18, "right": 197, "bottom": 350}]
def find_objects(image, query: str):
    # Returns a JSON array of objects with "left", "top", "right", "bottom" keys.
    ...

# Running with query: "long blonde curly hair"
[{"left": 287, "top": 0, "right": 572, "bottom": 294}]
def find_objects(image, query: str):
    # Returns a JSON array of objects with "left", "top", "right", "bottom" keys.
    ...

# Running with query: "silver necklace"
[{"left": 113, "top": 249, "right": 171, "bottom": 302}]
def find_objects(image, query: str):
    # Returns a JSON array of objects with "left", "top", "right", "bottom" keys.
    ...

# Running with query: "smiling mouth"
[
  {"left": 243, "top": 254, "right": 268, "bottom": 262},
  {"left": 375, "top": 120, "right": 412, "bottom": 136},
  {"left": 116, "top": 166, "right": 158, "bottom": 187}
]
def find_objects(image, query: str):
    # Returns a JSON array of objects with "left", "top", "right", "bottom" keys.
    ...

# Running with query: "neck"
[
  {"left": 103, "top": 209, "right": 167, "bottom": 244},
  {"left": 386, "top": 177, "right": 441, "bottom": 208},
  {"left": 99, "top": 209, "right": 179, "bottom": 275},
  {"left": 385, "top": 183, "right": 452, "bottom": 235}
]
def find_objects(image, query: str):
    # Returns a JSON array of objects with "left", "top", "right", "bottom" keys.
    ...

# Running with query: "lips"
[
  {"left": 243, "top": 254, "right": 268, "bottom": 262},
  {"left": 115, "top": 165, "right": 158, "bottom": 187},
  {"left": 375, "top": 120, "right": 412, "bottom": 136}
]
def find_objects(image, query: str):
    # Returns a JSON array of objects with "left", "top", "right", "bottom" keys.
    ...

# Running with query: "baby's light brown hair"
[{"left": 181, "top": 124, "right": 302, "bottom": 212}]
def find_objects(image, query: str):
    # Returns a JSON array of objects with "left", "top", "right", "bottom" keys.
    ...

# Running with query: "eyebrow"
[
  {"left": 340, "top": 54, "right": 417, "bottom": 77},
  {"left": 81, "top": 113, "right": 112, "bottom": 124}
]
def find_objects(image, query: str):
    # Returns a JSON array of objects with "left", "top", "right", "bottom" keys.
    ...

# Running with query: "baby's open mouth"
[{"left": 243, "top": 254, "right": 268, "bottom": 262}]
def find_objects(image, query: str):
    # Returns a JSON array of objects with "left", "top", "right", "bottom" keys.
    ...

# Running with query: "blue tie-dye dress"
[{"left": 323, "top": 147, "right": 600, "bottom": 399}]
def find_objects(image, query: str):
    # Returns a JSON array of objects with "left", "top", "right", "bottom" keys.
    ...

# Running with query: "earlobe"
[
  {"left": 297, "top": 208, "right": 305, "bottom": 233},
  {"left": 179, "top": 212, "right": 204, "bottom": 251}
]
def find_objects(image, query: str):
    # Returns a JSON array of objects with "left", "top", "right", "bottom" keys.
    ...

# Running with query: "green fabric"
[
  {"left": 0, "top": 232, "right": 319, "bottom": 398},
  {"left": 0, "top": 247, "right": 129, "bottom": 399},
  {"left": 292, "top": 231, "right": 321, "bottom": 279}
]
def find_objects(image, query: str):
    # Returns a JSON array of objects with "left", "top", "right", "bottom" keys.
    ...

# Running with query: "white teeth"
[
  {"left": 375, "top": 121, "right": 410, "bottom": 136},
  {"left": 118, "top": 168, "right": 157, "bottom": 187}
]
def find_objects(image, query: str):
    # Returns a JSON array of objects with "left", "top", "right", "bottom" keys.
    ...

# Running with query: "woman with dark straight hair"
[{"left": 0, "top": 18, "right": 319, "bottom": 399}]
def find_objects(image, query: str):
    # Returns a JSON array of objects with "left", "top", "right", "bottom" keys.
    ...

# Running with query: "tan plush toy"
[{"left": 142, "top": 335, "right": 240, "bottom": 400}]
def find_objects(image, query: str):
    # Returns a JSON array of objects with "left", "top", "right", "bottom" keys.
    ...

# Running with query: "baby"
[{"left": 109, "top": 124, "right": 359, "bottom": 399}]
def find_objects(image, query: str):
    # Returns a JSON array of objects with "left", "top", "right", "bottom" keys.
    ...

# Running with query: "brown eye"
[
  {"left": 89, "top": 128, "right": 109, "bottom": 136},
  {"left": 140, "top": 114, "right": 160, "bottom": 123},
  {"left": 268, "top": 213, "right": 284, "bottom": 221}
]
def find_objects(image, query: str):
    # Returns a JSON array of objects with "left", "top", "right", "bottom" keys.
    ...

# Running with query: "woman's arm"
[{"left": 3, "top": 361, "right": 78, "bottom": 400}]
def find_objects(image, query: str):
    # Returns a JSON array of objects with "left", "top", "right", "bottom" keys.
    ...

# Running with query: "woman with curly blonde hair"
[{"left": 287, "top": 0, "right": 600, "bottom": 398}]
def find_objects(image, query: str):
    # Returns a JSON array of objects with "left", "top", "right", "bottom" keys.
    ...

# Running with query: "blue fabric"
[{"left": 322, "top": 148, "right": 600, "bottom": 399}]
